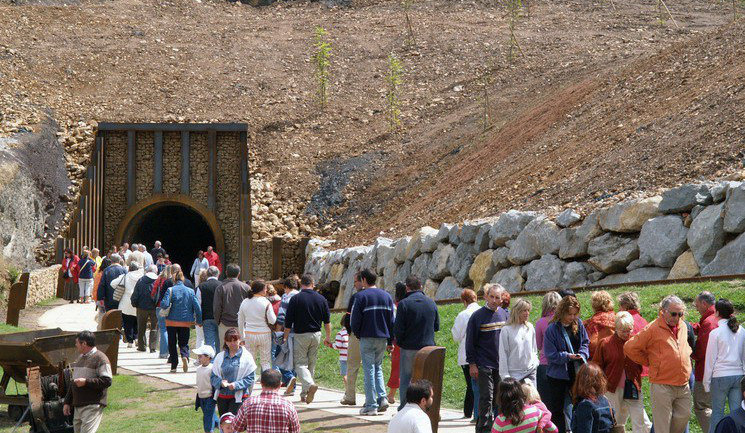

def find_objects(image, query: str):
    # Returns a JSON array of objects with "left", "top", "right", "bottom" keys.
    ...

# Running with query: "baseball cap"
[
  {"left": 220, "top": 413, "right": 235, "bottom": 425},
  {"left": 193, "top": 345, "right": 215, "bottom": 359}
]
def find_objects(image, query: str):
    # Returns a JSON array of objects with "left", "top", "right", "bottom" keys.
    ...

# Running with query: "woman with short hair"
[
  {"left": 160, "top": 268, "right": 202, "bottom": 373},
  {"left": 76, "top": 249, "right": 97, "bottom": 304},
  {"left": 499, "top": 299, "right": 538, "bottom": 384},
  {"left": 543, "top": 296, "right": 590, "bottom": 433},
  {"left": 237, "top": 280, "right": 276, "bottom": 371},
  {"left": 452, "top": 288, "right": 481, "bottom": 422},
  {"left": 584, "top": 290, "right": 616, "bottom": 360},
  {"left": 593, "top": 311, "right": 647, "bottom": 433},
  {"left": 211, "top": 328, "right": 256, "bottom": 416}
]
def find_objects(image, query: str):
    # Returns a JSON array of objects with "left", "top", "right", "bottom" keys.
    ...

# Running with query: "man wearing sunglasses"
[{"left": 625, "top": 295, "right": 693, "bottom": 433}]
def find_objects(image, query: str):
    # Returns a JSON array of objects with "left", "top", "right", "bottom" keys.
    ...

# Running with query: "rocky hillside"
[{"left": 0, "top": 0, "right": 742, "bottom": 263}]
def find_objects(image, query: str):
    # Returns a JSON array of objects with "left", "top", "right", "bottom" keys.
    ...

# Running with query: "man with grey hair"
[
  {"left": 131, "top": 265, "right": 160, "bottom": 352},
  {"left": 691, "top": 291, "right": 718, "bottom": 433},
  {"left": 138, "top": 244, "right": 154, "bottom": 268},
  {"left": 465, "top": 283, "right": 509, "bottom": 433},
  {"left": 625, "top": 295, "right": 693, "bottom": 433},
  {"left": 196, "top": 266, "right": 221, "bottom": 353}
]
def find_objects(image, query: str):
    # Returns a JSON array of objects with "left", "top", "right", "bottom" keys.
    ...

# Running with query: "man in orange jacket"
[{"left": 624, "top": 295, "right": 693, "bottom": 433}]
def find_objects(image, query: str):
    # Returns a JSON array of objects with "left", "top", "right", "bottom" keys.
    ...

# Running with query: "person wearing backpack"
[
  {"left": 131, "top": 265, "right": 160, "bottom": 353},
  {"left": 76, "top": 250, "right": 97, "bottom": 304}
]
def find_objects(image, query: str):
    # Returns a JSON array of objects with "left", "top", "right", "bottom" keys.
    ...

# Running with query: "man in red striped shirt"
[{"left": 233, "top": 369, "right": 300, "bottom": 433}]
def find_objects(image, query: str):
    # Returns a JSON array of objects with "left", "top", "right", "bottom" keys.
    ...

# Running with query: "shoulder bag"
[
  {"left": 158, "top": 288, "right": 173, "bottom": 318},
  {"left": 112, "top": 274, "right": 126, "bottom": 302}
]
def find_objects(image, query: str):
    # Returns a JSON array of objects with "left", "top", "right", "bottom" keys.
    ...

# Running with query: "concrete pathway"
[{"left": 38, "top": 303, "right": 474, "bottom": 432}]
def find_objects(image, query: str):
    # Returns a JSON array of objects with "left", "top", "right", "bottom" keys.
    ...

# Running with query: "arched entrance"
[{"left": 115, "top": 195, "right": 225, "bottom": 271}]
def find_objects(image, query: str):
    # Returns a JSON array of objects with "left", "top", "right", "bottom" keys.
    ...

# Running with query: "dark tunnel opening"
[{"left": 128, "top": 205, "right": 216, "bottom": 272}]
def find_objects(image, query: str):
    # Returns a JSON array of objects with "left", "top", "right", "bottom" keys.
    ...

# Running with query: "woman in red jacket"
[{"left": 60, "top": 248, "right": 80, "bottom": 304}]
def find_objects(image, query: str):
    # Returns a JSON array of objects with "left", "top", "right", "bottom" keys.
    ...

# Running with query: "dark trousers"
[
  {"left": 462, "top": 365, "right": 475, "bottom": 418},
  {"left": 166, "top": 326, "right": 190, "bottom": 370},
  {"left": 536, "top": 364, "right": 549, "bottom": 402},
  {"left": 136, "top": 309, "right": 158, "bottom": 352},
  {"left": 122, "top": 314, "right": 138, "bottom": 343},
  {"left": 476, "top": 366, "right": 500, "bottom": 433},
  {"left": 216, "top": 398, "right": 242, "bottom": 417},
  {"left": 545, "top": 376, "right": 573, "bottom": 433}
]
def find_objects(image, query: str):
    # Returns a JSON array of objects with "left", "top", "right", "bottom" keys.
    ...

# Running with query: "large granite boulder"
[
  {"left": 376, "top": 239, "right": 395, "bottom": 274},
  {"left": 490, "top": 266, "right": 524, "bottom": 293},
  {"left": 659, "top": 184, "right": 713, "bottom": 214},
  {"left": 411, "top": 253, "right": 432, "bottom": 281},
  {"left": 448, "top": 242, "right": 475, "bottom": 286},
  {"left": 394, "top": 260, "right": 412, "bottom": 285},
  {"left": 424, "top": 279, "right": 440, "bottom": 298},
  {"left": 724, "top": 184, "right": 745, "bottom": 233},
  {"left": 598, "top": 196, "right": 662, "bottom": 233},
  {"left": 508, "top": 217, "right": 561, "bottom": 265},
  {"left": 393, "top": 236, "right": 411, "bottom": 264},
  {"left": 637, "top": 215, "right": 688, "bottom": 268},
  {"left": 559, "top": 213, "right": 603, "bottom": 259},
  {"left": 474, "top": 223, "right": 494, "bottom": 253},
  {"left": 469, "top": 249, "right": 498, "bottom": 292},
  {"left": 448, "top": 224, "right": 461, "bottom": 245},
  {"left": 419, "top": 226, "right": 442, "bottom": 253},
  {"left": 711, "top": 181, "right": 741, "bottom": 203},
  {"left": 435, "top": 276, "right": 462, "bottom": 300},
  {"left": 490, "top": 210, "right": 538, "bottom": 247},
  {"left": 593, "top": 267, "right": 670, "bottom": 285},
  {"left": 701, "top": 232, "right": 745, "bottom": 276},
  {"left": 383, "top": 260, "right": 399, "bottom": 293},
  {"left": 668, "top": 251, "right": 700, "bottom": 279},
  {"left": 556, "top": 209, "right": 581, "bottom": 228},
  {"left": 524, "top": 255, "right": 565, "bottom": 291},
  {"left": 687, "top": 203, "right": 726, "bottom": 267},
  {"left": 461, "top": 220, "right": 488, "bottom": 244},
  {"left": 436, "top": 223, "right": 454, "bottom": 243},
  {"left": 429, "top": 243, "right": 455, "bottom": 280},
  {"left": 560, "top": 262, "right": 594, "bottom": 288},
  {"left": 492, "top": 247, "right": 511, "bottom": 269},
  {"left": 587, "top": 233, "right": 639, "bottom": 274}
]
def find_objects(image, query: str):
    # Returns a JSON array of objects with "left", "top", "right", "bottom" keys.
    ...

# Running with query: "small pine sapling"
[
  {"left": 385, "top": 53, "right": 404, "bottom": 132},
  {"left": 502, "top": 0, "right": 525, "bottom": 63},
  {"left": 402, "top": 0, "right": 417, "bottom": 48},
  {"left": 311, "top": 26, "right": 332, "bottom": 108}
]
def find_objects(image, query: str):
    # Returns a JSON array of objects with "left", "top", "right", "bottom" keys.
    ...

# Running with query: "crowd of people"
[{"left": 59, "top": 243, "right": 745, "bottom": 433}]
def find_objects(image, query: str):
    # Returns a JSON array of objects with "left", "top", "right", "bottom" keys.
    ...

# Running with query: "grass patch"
[{"left": 315, "top": 279, "right": 745, "bottom": 433}]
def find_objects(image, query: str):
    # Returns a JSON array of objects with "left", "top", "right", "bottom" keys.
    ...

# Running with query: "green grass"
[{"left": 314, "top": 279, "right": 745, "bottom": 433}]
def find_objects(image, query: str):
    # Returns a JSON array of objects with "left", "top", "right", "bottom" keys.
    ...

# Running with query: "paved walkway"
[{"left": 37, "top": 302, "right": 473, "bottom": 432}]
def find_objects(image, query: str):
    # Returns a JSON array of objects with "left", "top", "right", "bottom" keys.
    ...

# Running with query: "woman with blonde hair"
[
  {"left": 543, "top": 296, "right": 590, "bottom": 433},
  {"left": 593, "top": 311, "right": 647, "bottom": 433},
  {"left": 499, "top": 299, "right": 539, "bottom": 384},
  {"left": 584, "top": 290, "right": 616, "bottom": 360},
  {"left": 160, "top": 267, "right": 202, "bottom": 373}
]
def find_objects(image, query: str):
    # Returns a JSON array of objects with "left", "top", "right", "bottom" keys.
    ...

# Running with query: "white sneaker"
[{"left": 359, "top": 407, "right": 380, "bottom": 416}]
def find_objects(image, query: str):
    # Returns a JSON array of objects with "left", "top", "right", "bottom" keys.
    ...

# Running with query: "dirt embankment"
[{"left": 0, "top": 0, "right": 741, "bottom": 249}]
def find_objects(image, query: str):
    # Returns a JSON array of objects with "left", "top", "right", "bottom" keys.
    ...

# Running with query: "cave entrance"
[{"left": 116, "top": 196, "right": 224, "bottom": 273}]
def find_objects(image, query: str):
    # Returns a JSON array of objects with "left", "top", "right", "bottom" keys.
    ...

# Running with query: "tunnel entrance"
[{"left": 126, "top": 204, "right": 217, "bottom": 271}]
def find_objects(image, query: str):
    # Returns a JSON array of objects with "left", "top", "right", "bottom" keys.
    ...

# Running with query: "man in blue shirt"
[
  {"left": 393, "top": 275, "right": 439, "bottom": 411},
  {"left": 466, "top": 283, "right": 509, "bottom": 433},
  {"left": 283, "top": 274, "right": 331, "bottom": 404},
  {"left": 351, "top": 268, "right": 395, "bottom": 415}
]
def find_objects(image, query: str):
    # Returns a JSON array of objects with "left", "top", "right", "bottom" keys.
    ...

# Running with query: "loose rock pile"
[
  {"left": 306, "top": 180, "right": 745, "bottom": 308},
  {"left": 250, "top": 170, "right": 319, "bottom": 241}
]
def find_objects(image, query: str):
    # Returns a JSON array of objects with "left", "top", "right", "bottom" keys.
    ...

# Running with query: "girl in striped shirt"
[
  {"left": 333, "top": 316, "right": 350, "bottom": 386},
  {"left": 492, "top": 378, "right": 558, "bottom": 433}
]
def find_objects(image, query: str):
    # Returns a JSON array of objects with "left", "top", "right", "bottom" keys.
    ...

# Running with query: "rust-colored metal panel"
[
  {"left": 411, "top": 346, "right": 446, "bottom": 433},
  {"left": 6, "top": 272, "right": 29, "bottom": 326}
]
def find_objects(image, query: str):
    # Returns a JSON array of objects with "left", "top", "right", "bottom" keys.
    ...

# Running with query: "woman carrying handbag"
[{"left": 237, "top": 280, "right": 277, "bottom": 371}]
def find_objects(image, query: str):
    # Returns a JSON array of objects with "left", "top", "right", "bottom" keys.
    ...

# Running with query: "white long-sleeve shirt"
[
  {"left": 498, "top": 322, "right": 539, "bottom": 382},
  {"left": 703, "top": 319, "right": 745, "bottom": 392},
  {"left": 452, "top": 302, "right": 481, "bottom": 366},
  {"left": 237, "top": 296, "right": 277, "bottom": 336}
]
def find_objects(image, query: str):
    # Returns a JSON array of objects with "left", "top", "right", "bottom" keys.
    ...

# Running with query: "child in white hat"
[{"left": 194, "top": 345, "right": 218, "bottom": 432}]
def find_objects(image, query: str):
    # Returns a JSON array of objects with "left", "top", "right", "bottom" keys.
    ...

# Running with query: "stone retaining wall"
[
  {"left": 306, "top": 180, "right": 745, "bottom": 307},
  {"left": 26, "top": 264, "right": 61, "bottom": 306}
]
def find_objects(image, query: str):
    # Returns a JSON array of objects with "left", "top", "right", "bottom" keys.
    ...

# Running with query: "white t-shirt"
[
  {"left": 196, "top": 364, "right": 213, "bottom": 398},
  {"left": 388, "top": 403, "right": 432, "bottom": 433}
]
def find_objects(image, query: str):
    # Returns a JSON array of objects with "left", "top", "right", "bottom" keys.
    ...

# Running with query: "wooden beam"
[
  {"left": 154, "top": 131, "right": 163, "bottom": 193},
  {"left": 272, "top": 237, "right": 283, "bottom": 280},
  {"left": 98, "top": 122, "right": 248, "bottom": 132},
  {"left": 181, "top": 131, "right": 190, "bottom": 195},
  {"left": 239, "top": 131, "right": 251, "bottom": 278},
  {"left": 207, "top": 130, "right": 217, "bottom": 211},
  {"left": 126, "top": 130, "right": 136, "bottom": 207},
  {"left": 98, "top": 134, "right": 105, "bottom": 250}
]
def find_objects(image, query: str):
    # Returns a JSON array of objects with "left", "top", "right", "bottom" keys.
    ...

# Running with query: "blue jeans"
[
  {"left": 397, "top": 349, "right": 418, "bottom": 411},
  {"left": 202, "top": 319, "right": 219, "bottom": 354},
  {"left": 272, "top": 342, "right": 295, "bottom": 385},
  {"left": 710, "top": 375, "right": 744, "bottom": 433},
  {"left": 472, "top": 375, "right": 480, "bottom": 420},
  {"left": 198, "top": 396, "right": 219, "bottom": 433},
  {"left": 360, "top": 337, "right": 388, "bottom": 410},
  {"left": 156, "top": 308, "right": 169, "bottom": 358}
]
